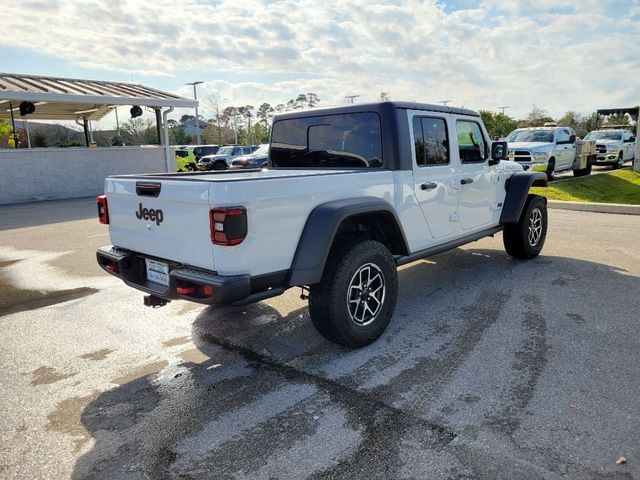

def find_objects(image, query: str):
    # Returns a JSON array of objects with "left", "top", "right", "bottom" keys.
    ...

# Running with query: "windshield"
[
  {"left": 270, "top": 112, "right": 383, "bottom": 168},
  {"left": 506, "top": 130, "right": 554, "bottom": 143},
  {"left": 254, "top": 144, "right": 269, "bottom": 155},
  {"left": 217, "top": 146, "right": 234, "bottom": 155},
  {"left": 584, "top": 131, "right": 622, "bottom": 141}
]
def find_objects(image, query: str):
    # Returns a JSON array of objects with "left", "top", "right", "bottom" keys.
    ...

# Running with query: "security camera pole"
[{"left": 186, "top": 81, "right": 204, "bottom": 145}]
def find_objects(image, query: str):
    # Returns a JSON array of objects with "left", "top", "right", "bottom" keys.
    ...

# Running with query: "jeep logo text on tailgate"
[{"left": 135, "top": 203, "right": 164, "bottom": 225}]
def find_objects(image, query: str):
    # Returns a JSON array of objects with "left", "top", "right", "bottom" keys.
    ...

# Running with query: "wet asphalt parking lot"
[{"left": 1, "top": 196, "right": 639, "bottom": 480}]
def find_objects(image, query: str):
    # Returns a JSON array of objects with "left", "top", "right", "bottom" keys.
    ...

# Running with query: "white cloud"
[{"left": 3, "top": 0, "right": 639, "bottom": 119}]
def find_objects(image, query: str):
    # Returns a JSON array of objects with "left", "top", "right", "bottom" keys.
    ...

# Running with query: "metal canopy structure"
[
  {"left": 0, "top": 73, "right": 197, "bottom": 121},
  {"left": 0, "top": 73, "right": 198, "bottom": 170}
]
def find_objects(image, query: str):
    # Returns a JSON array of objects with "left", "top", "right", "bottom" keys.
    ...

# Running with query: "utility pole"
[
  {"left": 498, "top": 106, "right": 510, "bottom": 114},
  {"left": 186, "top": 81, "right": 203, "bottom": 144},
  {"left": 345, "top": 94, "right": 360, "bottom": 104},
  {"left": 439, "top": 100, "right": 452, "bottom": 106}
]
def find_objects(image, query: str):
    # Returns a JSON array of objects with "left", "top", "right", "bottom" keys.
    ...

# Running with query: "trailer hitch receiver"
[{"left": 144, "top": 295, "right": 170, "bottom": 308}]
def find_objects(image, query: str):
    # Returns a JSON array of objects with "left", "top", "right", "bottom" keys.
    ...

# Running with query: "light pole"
[
  {"left": 498, "top": 106, "right": 510, "bottom": 114},
  {"left": 345, "top": 94, "right": 360, "bottom": 104},
  {"left": 186, "top": 81, "right": 203, "bottom": 145},
  {"left": 439, "top": 100, "right": 452, "bottom": 106}
]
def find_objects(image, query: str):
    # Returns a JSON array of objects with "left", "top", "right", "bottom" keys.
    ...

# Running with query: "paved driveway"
[{"left": 1, "top": 198, "right": 639, "bottom": 479}]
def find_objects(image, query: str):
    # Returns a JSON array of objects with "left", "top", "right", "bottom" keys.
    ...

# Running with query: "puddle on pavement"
[
  {"left": 80, "top": 349, "right": 114, "bottom": 361},
  {"left": 29, "top": 366, "right": 77, "bottom": 385},
  {"left": 111, "top": 360, "right": 169, "bottom": 385},
  {"left": 163, "top": 336, "right": 191, "bottom": 347},
  {"left": 178, "top": 348, "right": 209, "bottom": 364},
  {"left": 46, "top": 392, "right": 100, "bottom": 452},
  {"left": 0, "top": 272, "right": 98, "bottom": 317}
]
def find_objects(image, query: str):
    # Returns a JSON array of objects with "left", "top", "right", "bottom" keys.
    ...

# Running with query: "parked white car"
[
  {"left": 584, "top": 129, "right": 636, "bottom": 168},
  {"left": 506, "top": 127, "right": 579, "bottom": 180}
]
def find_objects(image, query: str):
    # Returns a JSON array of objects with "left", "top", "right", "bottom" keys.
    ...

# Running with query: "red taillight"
[
  {"left": 176, "top": 284, "right": 197, "bottom": 295},
  {"left": 97, "top": 195, "right": 109, "bottom": 224},
  {"left": 104, "top": 260, "right": 118, "bottom": 273},
  {"left": 203, "top": 285, "right": 214, "bottom": 296},
  {"left": 210, "top": 207, "right": 247, "bottom": 246}
]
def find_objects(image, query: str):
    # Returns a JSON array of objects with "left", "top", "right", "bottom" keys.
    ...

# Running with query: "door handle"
[
  {"left": 420, "top": 182, "right": 437, "bottom": 190},
  {"left": 460, "top": 178, "right": 474, "bottom": 185}
]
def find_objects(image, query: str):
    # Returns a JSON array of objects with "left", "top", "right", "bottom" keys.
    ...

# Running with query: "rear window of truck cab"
[{"left": 270, "top": 112, "right": 383, "bottom": 168}]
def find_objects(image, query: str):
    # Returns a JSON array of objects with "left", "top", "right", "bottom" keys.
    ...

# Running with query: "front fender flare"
[{"left": 500, "top": 171, "right": 548, "bottom": 224}]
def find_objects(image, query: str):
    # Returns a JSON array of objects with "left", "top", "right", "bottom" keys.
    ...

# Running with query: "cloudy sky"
[{"left": 2, "top": 0, "right": 639, "bottom": 126}]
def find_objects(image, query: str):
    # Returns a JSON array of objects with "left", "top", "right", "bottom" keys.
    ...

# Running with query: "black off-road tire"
[
  {"left": 308, "top": 240, "right": 398, "bottom": 348},
  {"left": 213, "top": 161, "right": 227, "bottom": 170},
  {"left": 503, "top": 195, "right": 548, "bottom": 259},
  {"left": 613, "top": 152, "right": 623, "bottom": 169}
]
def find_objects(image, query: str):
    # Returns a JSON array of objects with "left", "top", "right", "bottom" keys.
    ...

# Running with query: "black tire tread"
[
  {"left": 503, "top": 195, "right": 547, "bottom": 259},
  {"left": 309, "top": 240, "right": 398, "bottom": 347}
]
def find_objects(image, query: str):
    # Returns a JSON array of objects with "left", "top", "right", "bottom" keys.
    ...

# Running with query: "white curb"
[{"left": 547, "top": 200, "right": 640, "bottom": 215}]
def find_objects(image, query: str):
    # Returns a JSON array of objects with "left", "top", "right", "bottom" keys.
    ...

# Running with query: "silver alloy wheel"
[
  {"left": 347, "top": 263, "right": 386, "bottom": 326},
  {"left": 528, "top": 208, "right": 543, "bottom": 247}
]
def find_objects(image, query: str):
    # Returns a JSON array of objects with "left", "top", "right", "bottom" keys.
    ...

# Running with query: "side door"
[
  {"left": 623, "top": 132, "right": 634, "bottom": 160},
  {"left": 555, "top": 129, "right": 571, "bottom": 169},
  {"left": 456, "top": 119, "right": 497, "bottom": 231},
  {"left": 410, "top": 113, "right": 459, "bottom": 239}
]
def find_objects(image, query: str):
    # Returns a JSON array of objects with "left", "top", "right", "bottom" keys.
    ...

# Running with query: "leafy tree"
[
  {"left": 33, "top": 131, "right": 48, "bottom": 147},
  {"left": 379, "top": 91, "right": 390, "bottom": 101},
  {"left": 580, "top": 112, "right": 598, "bottom": 136},
  {"left": 557, "top": 111, "right": 581, "bottom": 132},
  {"left": 169, "top": 123, "right": 191, "bottom": 145},
  {"left": 306, "top": 93, "right": 320, "bottom": 108},
  {"left": 604, "top": 113, "right": 630, "bottom": 126},
  {"left": 479, "top": 110, "right": 519, "bottom": 139},
  {"left": 0, "top": 119, "right": 16, "bottom": 148},
  {"left": 521, "top": 106, "right": 554, "bottom": 128},
  {"left": 180, "top": 114, "right": 195, "bottom": 124},
  {"left": 120, "top": 118, "right": 157, "bottom": 145},
  {"left": 257, "top": 103, "right": 274, "bottom": 132}
]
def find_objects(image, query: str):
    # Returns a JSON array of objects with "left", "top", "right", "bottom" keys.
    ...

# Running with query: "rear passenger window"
[
  {"left": 456, "top": 121, "right": 487, "bottom": 163},
  {"left": 412, "top": 116, "right": 449, "bottom": 166}
]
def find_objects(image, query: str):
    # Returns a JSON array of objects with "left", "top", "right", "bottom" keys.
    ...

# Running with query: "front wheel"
[
  {"left": 613, "top": 152, "right": 623, "bottom": 169},
  {"left": 308, "top": 240, "right": 398, "bottom": 348},
  {"left": 503, "top": 195, "right": 548, "bottom": 259},
  {"left": 546, "top": 159, "right": 555, "bottom": 181}
]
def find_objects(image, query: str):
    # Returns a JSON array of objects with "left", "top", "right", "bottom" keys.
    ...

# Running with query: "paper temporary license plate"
[
  {"left": 146, "top": 259, "right": 169, "bottom": 287},
  {"left": 508, "top": 151, "right": 515, "bottom": 161}
]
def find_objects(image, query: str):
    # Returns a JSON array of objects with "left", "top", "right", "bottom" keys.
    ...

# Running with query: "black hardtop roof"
[{"left": 272, "top": 101, "right": 480, "bottom": 121}]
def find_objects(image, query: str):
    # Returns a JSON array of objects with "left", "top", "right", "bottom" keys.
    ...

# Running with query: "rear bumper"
[{"left": 97, "top": 246, "right": 257, "bottom": 305}]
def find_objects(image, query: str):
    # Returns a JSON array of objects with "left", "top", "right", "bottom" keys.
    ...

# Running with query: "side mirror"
[
  {"left": 489, "top": 141, "right": 508, "bottom": 165},
  {"left": 629, "top": 136, "right": 636, "bottom": 142},
  {"left": 569, "top": 134, "right": 576, "bottom": 143}
]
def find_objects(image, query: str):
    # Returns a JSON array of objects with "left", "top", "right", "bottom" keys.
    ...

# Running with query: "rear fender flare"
[{"left": 287, "top": 197, "right": 409, "bottom": 286}]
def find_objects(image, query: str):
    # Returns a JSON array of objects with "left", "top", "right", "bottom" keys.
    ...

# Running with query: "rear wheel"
[
  {"left": 503, "top": 195, "right": 547, "bottom": 259},
  {"left": 308, "top": 240, "right": 398, "bottom": 348},
  {"left": 612, "top": 152, "right": 623, "bottom": 169}
]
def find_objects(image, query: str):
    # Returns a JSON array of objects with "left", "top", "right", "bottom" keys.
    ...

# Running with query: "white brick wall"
[{"left": 0, "top": 146, "right": 175, "bottom": 204}]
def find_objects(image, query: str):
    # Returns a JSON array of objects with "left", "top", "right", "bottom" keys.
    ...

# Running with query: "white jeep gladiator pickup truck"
[{"left": 97, "top": 102, "right": 548, "bottom": 347}]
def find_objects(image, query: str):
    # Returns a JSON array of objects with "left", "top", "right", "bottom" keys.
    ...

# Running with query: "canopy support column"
[
  {"left": 82, "top": 118, "right": 90, "bottom": 147},
  {"left": 155, "top": 108, "right": 162, "bottom": 145},
  {"left": 162, "top": 107, "right": 174, "bottom": 172}
]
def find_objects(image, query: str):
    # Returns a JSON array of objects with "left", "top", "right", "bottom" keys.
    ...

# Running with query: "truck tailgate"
[{"left": 105, "top": 178, "right": 214, "bottom": 270}]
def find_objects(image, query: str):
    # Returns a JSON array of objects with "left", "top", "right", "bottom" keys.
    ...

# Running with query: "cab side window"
[
  {"left": 412, "top": 116, "right": 449, "bottom": 166},
  {"left": 556, "top": 130, "right": 569, "bottom": 144},
  {"left": 456, "top": 121, "right": 486, "bottom": 163}
]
